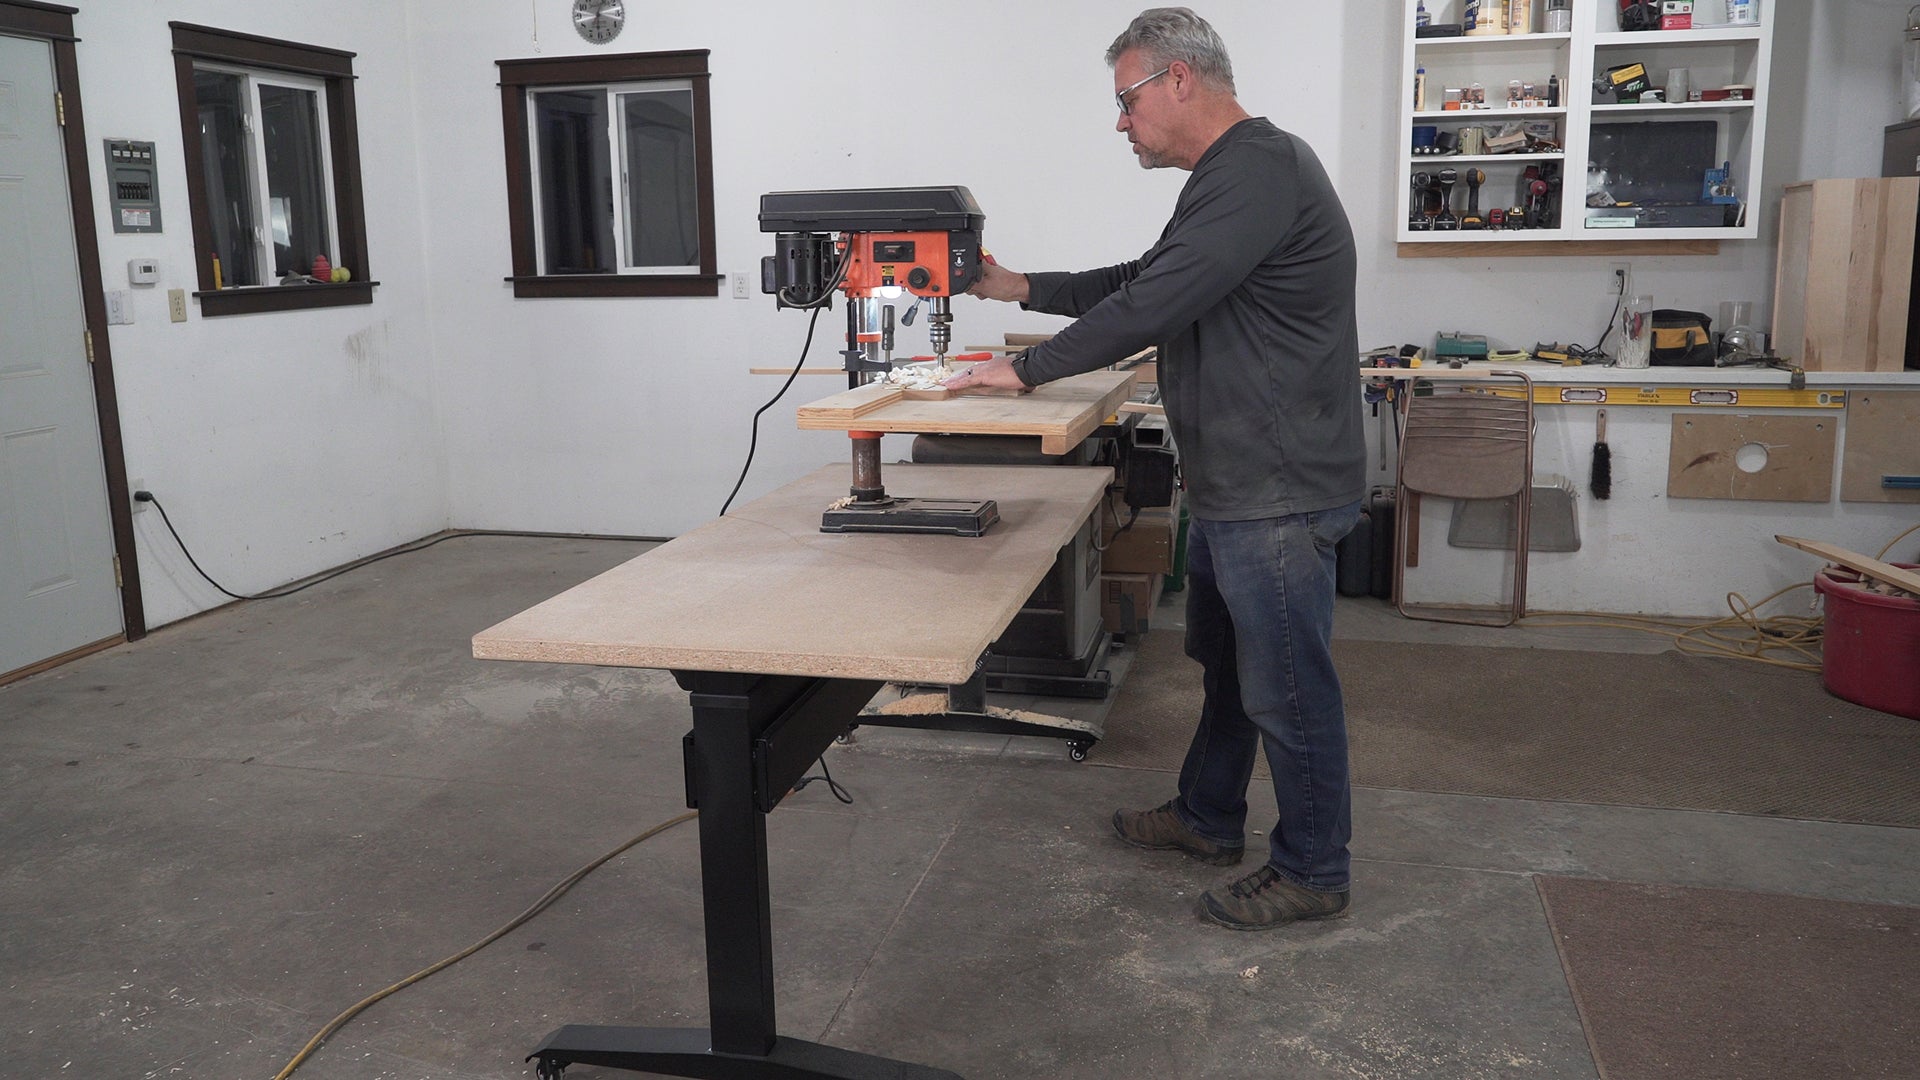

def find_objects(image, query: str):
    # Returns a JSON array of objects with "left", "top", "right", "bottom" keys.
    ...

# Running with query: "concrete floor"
[{"left": 4, "top": 535, "right": 1916, "bottom": 1080}]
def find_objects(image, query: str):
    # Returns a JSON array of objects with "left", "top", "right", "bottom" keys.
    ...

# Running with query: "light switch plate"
[{"left": 105, "top": 290, "right": 133, "bottom": 324}]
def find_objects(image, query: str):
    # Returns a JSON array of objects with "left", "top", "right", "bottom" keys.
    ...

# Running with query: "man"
[{"left": 945, "top": 7, "right": 1365, "bottom": 930}]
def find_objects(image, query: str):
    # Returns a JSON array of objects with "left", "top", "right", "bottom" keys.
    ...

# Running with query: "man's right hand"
[{"left": 967, "top": 261, "right": 1030, "bottom": 304}]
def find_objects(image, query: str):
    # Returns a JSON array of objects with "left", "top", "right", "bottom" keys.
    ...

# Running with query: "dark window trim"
[
  {"left": 0, "top": 0, "right": 147, "bottom": 639},
  {"left": 170, "top": 22, "right": 372, "bottom": 315},
  {"left": 497, "top": 49, "right": 718, "bottom": 299}
]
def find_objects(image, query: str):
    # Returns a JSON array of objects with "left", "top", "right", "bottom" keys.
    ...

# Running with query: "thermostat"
[
  {"left": 128, "top": 258, "right": 159, "bottom": 285},
  {"left": 104, "top": 139, "right": 161, "bottom": 233}
]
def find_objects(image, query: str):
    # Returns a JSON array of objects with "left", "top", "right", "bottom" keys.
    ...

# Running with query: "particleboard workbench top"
[
  {"left": 794, "top": 369, "right": 1138, "bottom": 455},
  {"left": 472, "top": 463, "right": 1112, "bottom": 685}
]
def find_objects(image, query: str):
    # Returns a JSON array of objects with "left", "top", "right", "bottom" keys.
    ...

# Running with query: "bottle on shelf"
[
  {"left": 1414, "top": 63, "right": 1428, "bottom": 111},
  {"left": 1508, "top": 0, "right": 1532, "bottom": 34},
  {"left": 1416, "top": 0, "right": 1430, "bottom": 27}
]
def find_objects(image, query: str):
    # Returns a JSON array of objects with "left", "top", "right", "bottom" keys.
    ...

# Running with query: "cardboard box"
[
  {"left": 1099, "top": 500, "right": 1178, "bottom": 575},
  {"left": 1101, "top": 572, "right": 1163, "bottom": 636}
]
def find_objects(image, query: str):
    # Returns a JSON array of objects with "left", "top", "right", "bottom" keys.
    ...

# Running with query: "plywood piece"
[
  {"left": 1841, "top": 390, "right": 1920, "bottom": 504},
  {"left": 473, "top": 463, "right": 1112, "bottom": 685},
  {"left": 1776, "top": 535, "right": 1920, "bottom": 597},
  {"left": 793, "top": 382, "right": 905, "bottom": 420},
  {"left": 796, "top": 369, "right": 1138, "bottom": 456},
  {"left": 1773, "top": 178, "right": 1919, "bottom": 372},
  {"left": 1666, "top": 413, "right": 1836, "bottom": 502}
]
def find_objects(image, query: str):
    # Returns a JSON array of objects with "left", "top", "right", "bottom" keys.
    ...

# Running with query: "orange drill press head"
[{"left": 758, "top": 186, "right": 984, "bottom": 309}]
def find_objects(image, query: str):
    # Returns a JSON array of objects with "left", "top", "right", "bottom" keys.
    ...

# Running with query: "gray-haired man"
[{"left": 949, "top": 8, "right": 1366, "bottom": 930}]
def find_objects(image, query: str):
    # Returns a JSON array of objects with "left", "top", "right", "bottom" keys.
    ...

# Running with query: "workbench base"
[{"left": 528, "top": 1024, "right": 962, "bottom": 1080}]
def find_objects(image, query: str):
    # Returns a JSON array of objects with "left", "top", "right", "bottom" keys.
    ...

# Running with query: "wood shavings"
[{"left": 882, "top": 362, "right": 950, "bottom": 391}]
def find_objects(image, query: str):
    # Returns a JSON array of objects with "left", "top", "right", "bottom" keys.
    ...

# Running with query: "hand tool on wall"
[
  {"left": 1590, "top": 409, "right": 1611, "bottom": 500},
  {"left": 1435, "top": 168, "right": 1459, "bottom": 230},
  {"left": 1461, "top": 168, "right": 1486, "bottom": 229},
  {"left": 1410, "top": 172, "right": 1433, "bottom": 230}
]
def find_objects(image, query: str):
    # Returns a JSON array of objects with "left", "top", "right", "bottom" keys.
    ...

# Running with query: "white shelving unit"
[{"left": 1397, "top": 0, "right": 1774, "bottom": 248}]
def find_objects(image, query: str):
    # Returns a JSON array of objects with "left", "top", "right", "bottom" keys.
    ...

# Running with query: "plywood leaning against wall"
[
  {"left": 1666, "top": 414, "right": 1836, "bottom": 502},
  {"left": 1841, "top": 391, "right": 1920, "bottom": 504},
  {"left": 1772, "top": 178, "right": 1918, "bottom": 372}
]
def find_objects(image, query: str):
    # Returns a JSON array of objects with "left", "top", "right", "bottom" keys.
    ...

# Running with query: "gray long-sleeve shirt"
[{"left": 1014, "top": 117, "right": 1365, "bottom": 521}]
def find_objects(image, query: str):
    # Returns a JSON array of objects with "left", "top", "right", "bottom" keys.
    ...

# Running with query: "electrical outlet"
[
  {"left": 130, "top": 479, "right": 147, "bottom": 513},
  {"left": 167, "top": 288, "right": 187, "bottom": 322},
  {"left": 730, "top": 272, "right": 750, "bottom": 300},
  {"left": 1607, "top": 261, "right": 1631, "bottom": 296}
]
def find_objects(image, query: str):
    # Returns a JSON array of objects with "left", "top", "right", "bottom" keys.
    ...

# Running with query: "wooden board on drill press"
[
  {"left": 473, "top": 463, "right": 1112, "bottom": 685},
  {"left": 796, "top": 369, "right": 1138, "bottom": 455},
  {"left": 1665, "top": 413, "right": 1835, "bottom": 502},
  {"left": 1840, "top": 390, "right": 1920, "bottom": 504}
]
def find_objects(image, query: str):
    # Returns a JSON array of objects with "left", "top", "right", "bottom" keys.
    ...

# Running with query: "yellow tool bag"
[{"left": 1650, "top": 309, "right": 1715, "bottom": 366}]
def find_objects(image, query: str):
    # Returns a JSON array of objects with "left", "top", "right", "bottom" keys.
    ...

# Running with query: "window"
[
  {"left": 498, "top": 51, "right": 718, "bottom": 298},
  {"left": 171, "top": 23, "right": 372, "bottom": 316}
]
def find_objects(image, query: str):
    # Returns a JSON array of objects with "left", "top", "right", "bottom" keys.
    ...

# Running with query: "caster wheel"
[
  {"left": 1068, "top": 742, "right": 1089, "bottom": 762},
  {"left": 534, "top": 1057, "right": 566, "bottom": 1079}
]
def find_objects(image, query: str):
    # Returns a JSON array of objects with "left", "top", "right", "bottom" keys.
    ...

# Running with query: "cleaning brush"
[{"left": 1590, "top": 408, "right": 1612, "bottom": 500}]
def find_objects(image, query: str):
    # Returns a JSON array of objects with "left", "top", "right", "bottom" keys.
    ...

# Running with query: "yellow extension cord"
[
  {"left": 272, "top": 810, "right": 698, "bottom": 1080},
  {"left": 1519, "top": 521, "right": 1920, "bottom": 673}
]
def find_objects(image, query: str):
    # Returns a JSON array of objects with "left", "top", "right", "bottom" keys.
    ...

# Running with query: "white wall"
[
  {"left": 63, "top": 0, "right": 1919, "bottom": 625},
  {"left": 73, "top": 1, "right": 446, "bottom": 628}
]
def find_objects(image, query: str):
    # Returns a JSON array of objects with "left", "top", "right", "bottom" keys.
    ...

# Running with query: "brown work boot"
[
  {"left": 1111, "top": 800, "right": 1243, "bottom": 866},
  {"left": 1200, "top": 865, "right": 1349, "bottom": 930}
]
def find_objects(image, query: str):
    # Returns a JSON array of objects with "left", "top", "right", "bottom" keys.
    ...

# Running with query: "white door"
[{"left": 0, "top": 33, "right": 123, "bottom": 675}]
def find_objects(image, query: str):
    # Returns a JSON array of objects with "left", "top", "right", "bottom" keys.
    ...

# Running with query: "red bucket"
[{"left": 1814, "top": 563, "right": 1920, "bottom": 721}]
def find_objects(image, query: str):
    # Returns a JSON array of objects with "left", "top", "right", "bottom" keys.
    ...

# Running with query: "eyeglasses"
[{"left": 1115, "top": 66, "right": 1171, "bottom": 115}]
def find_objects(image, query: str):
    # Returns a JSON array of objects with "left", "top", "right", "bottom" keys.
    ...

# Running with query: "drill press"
[{"left": 759, "top": 186, "right": 999, "bottom": 536}]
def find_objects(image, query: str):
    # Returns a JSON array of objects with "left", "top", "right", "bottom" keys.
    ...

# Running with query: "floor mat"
[
  {"left": 1096, "top": 631, "right": 1920, "bottom": 826},
  {"left": 1536, "top": 875, "right": 1920, "bottom": 1080}
]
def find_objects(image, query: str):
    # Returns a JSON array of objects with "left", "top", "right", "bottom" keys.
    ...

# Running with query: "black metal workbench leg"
[{"left": 526, "top": 672, "right": 961, "bottom": 1080}]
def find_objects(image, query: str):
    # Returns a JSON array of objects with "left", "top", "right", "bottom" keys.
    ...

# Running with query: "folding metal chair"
[{"left": 1392, "top": 371, "right": 1535, "bottom": 626}]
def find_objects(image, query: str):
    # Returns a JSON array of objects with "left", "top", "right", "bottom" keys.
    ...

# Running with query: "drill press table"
[
  {"left": 795, "top": 368, "right": 1137, "bottom": 456},
  {"left": 473, "top": 462, "right": 1110, "bottom": 1080}
]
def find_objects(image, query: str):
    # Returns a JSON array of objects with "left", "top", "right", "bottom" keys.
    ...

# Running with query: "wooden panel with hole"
[{"left": 1666, "top": 413, "right": 1836, "bottom": 501}]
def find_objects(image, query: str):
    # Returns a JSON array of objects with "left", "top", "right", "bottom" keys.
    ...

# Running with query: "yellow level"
[{"left": 1473, "top": 385, "right": 1847, "bottom": 409}]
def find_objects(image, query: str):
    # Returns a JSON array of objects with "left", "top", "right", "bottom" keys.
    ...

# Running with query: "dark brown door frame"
[{"left": 1, "top": 0, "right": 147, "bottom": 642}]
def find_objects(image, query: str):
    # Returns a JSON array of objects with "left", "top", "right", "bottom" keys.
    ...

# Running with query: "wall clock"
[{"left": 572, "top": 0, "right": 625, "bottom": 45}]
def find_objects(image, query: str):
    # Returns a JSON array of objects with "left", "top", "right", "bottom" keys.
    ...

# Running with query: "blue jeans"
[{"left": 1173, "top": 501, "right": 1362, "bottom": 892}]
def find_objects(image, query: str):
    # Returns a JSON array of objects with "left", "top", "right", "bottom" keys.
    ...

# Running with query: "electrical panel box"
[{"left": 104, "top": 139, "right": 161, "bottom": 233}]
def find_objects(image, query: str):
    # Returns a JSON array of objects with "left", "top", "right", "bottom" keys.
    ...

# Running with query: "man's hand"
[
  {"left": 943, "top": 352, "right": 1030, "bottom": 391},
  {"left": 967, "top": 261, "right": 1030, "bottom": 304}
]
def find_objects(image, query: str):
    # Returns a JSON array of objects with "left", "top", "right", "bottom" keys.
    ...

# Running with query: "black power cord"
[
  {"left": 134, "top": 492, "right": 649, "bottom": 601},
  {"left": 719, "top": 303, "right": 824, "bottom": 517},
  {"left": 720, "top": 241, "right": 857, "bottom": 517}
]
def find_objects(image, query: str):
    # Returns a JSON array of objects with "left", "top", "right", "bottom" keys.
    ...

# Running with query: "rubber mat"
[
  {"left": 1537, "top": 875, "right": 1920, "bottom": 1080},
  {"left": 1096, "top": 631, "right": 1920, "bottom": 826}
]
